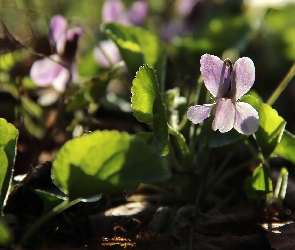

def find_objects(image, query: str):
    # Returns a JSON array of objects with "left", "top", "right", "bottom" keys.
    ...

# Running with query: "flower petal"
[
  {"left": 30, "top": 56, "right": 63, "bottom": 87},
  {"left": 234, "top": 102, "right": 259, "bottom": 135},
  {"left": 52, "top": 66, "right": 70, "bottom": 92},
  {"left": 212, "top": 98, "right": 235, "bottom": 133},
  {"left": 93, "top": 40, "right": 121, "bottom": 68},
  {"left": 187, "top": 104, "right": 214, "bottom": 124},
  {"left": 128, "top": 0, "right": 148, "bottom": 26},
  {"left": 230, "top": 57, "right": 255, "bottom": 100},
  {"left": 102, "top": 0, "right": 129, "bottom": 24},
  {"left": 50, "top": 15, "right": 67, "bottom": 46},
  {"left": 200, "top": 54, "right": 231, "bottom": 98}
]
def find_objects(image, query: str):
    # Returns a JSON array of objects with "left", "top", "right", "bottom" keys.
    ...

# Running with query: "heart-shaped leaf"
[{"left": 52, "top": 130, "right": 171, "bottom": 201}]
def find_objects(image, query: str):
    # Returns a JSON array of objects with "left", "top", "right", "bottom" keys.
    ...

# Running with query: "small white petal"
[
  {"left": 212, "top": 98, "right": 235, "bottom": 133},
  {"left": 234, "top": 102, "right": 259, "bottom": 135},
  {"left": 187, "top": 104, "right": 214, "bottom": 124}
]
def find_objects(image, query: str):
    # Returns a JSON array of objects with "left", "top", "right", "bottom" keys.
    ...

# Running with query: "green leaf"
[
  {"left": 252, "top": 165, "right": 273, "bottom": 194},
  {"left": 209, "top": 129, "right": 245, "bottom": 148},
  {"left": 241, "top": 95, "right": 286, "bottom": 159},
  {"left": 52, "top": 130, "right": 171, "bottom": 201},
  {"left": 132, "top": 65, "right": 168, "bottom": 153},
  {"left": 132, "top": 65, "right": 160, "bottom": 123},
  {"left": 103, "top": 22, "right": 166, "bottom": 86},
  {"left": 274, "top": 130, "right": 295, "bottom": 164},
  {"left": 134, "top": 132, "right": 169, "bottom": 156},
  {"left": 0, "top": 119, "right": 18, "bottom": 212},
  {"left": 0, "top": 221, "right": 12, "bottom": 244}
]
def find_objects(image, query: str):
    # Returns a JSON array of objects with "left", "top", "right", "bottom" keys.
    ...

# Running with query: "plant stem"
[
  {"left": 19, "top": 198, "right": 81, "bottom": 246},
  {"left": 209, "top": 156, "right": 260, "bottom": 193},
  {"left": 266, "top": 61, "right": 295, "bottom": 106},
  {"left": 168, "top": 124, "right": 190, "bottom": 169}
]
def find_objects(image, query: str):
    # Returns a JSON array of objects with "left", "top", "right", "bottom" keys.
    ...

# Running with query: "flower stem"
[
  {"left": 266, "top": 61, "right": 295, "bottom": 106},
  {"left": 19, "top": 198, "right": 81, "bottom": 246},
  {"left": 168, "top": 124, "right": 190, "bottom": 169}
]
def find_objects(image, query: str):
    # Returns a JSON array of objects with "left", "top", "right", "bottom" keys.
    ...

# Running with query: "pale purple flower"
[
  {"left": 30, "top": 15, "right": 83, "bottom": 92},
  {"left": 102, "top": 0, "right": 147, "bottom": 26},
  {"left": 93, "top": 40, "right": 121, "bottom": 68},
  {"left": 187, "top": 54, "right": 259, "bottom": 135}
]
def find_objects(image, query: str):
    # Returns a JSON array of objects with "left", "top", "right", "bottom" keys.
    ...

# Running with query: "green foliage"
[
  {"left": 274, "top": 130, "right": 295, "bottom": 165},
  {"left": 0, "top": 221, "right": 12, "bottom": 244},
  {"left": 252, "top": 165, "right": 273, "bottom": 194},
  {"left": 209, "top": 130, "right": 245, "bottom": 148},
  {"left": 274, "top": 167, "right": 288, "bottom": 200},
  {"left": 52, "top": 130, "right": 171, "bottom": 201},
  {"left": 103, "top": 22, "right": 166, "bottom": 86},
  {"left": 0, "top": 119, "right": 18, "bottom": 213},
  {"left": 132, "top": 65, "right": 168, "bottom": 155},
  {"left": 21, "top": 96, "right": 46, "bottom": 139},
  {"left": 241, "top": 95, "right": 286, "bottom": 160},
  {"left": 66, "top": 71, "right": 114, "bottom": 112}
]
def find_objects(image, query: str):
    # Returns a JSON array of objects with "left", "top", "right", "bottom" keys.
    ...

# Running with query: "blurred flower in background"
[
  {"left": 94, "top": 0, "right": 147, "bottom": 68},
  {"left": 161, "top": 0, "right": 199, "bottom": 41},
  {"left": 30, "top": 15, "right": 83, "bottom": 92}
]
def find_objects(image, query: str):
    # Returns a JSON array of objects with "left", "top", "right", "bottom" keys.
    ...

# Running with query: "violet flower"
[
  {"left": 30, "top": 15, "right": 83, "bottom": 92},
  {"left": 102, "top": 0, "right": 147, "bottom": 26},
  {"left": 94, "top": 0, "right": 147, "bottom": 68},
  {"left": 187, "top": 54, "right": 259, "bottom": 135}
]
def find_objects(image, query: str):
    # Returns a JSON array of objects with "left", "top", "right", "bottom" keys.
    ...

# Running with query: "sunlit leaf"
[
  {"left": 132, "top": 65, "right": 163, "bottom": 122},
  {"left": 0, "top": 119, "right": 18, "bottom": 212},
  {"left": 252, "top": 165, "right": 273, "bottom": 194},
  {"left": 132, "top": 65, "right": 168, "bottom": 153},
  {"left": 242, "top": 95, "right": 286, "bottom": 160},
  {"left": 103, "top": 22, "right": 166, "bottom": 86},
  {"left": 274, "top": 130, "right": 295, "bottom": 164},
  {"left": 52, "top": 130, "right": 171, "bottom": 201}
]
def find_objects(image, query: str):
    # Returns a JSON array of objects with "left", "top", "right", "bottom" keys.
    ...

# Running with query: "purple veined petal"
[
  {"left": 102, "top": 0, "right": 125, "bottom": 22},
  {"left": 50, "top": 15, "right": 67, "bottom": 46},
  {"left": 234, "top": 102, "right": 259, "bottom": 135},
  {"left": 230, "top": 57, "right": 255, "bottom": 100},
  {"left": 187, "top": 104, "right": 214, "bottom": 124},
  {"left": 93, "top": 40, "right": 121, "bottom": 68},
  {"left": 30, "top": 55, "right": 63, "bottom": 87},
  {"left": 212, "top": 98, "right": 235, "bottom": 133},
  {"left": 200, "top": 54, "right": 231, "bottom": 98},
  {"left": 128, "top": 0, "right": 148, "bottom": 26},
  {"left": 52, "top": 66, "right": 71, "bottom": 92}
]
